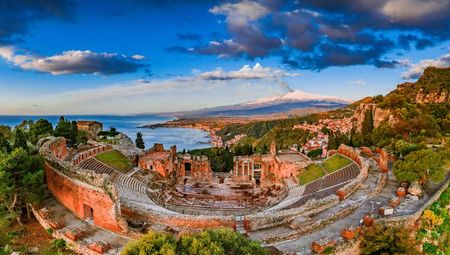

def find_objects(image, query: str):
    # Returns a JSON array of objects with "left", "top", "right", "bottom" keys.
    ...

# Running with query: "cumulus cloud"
[
  {"left": 209, "top": 0, "right": 269, "bottom": 25},
  {"left": 402, "top": 53, "right": 450, "bottom": 79},
  {"left": 170, "top": 0, "right": 450, "bottom": 70},
  {"left": 381, "top": 0, "right": 447, "bottom": 21},
  {"left": 0, "top": 47, "right": 146, "bottom": 75},
  {"left": 198, "top": 63, "right": 299, "bottom": 80}
]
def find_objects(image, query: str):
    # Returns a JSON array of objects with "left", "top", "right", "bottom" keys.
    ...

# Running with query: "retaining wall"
[
  {"left": 71, "top": 144, "right": 113, "bottom": 165},
  {"left": 45, "top": 162, "right": 125, "bottom": 233},
  {"left": 121, "top": 206, "right": 236, "bottom": 231}
]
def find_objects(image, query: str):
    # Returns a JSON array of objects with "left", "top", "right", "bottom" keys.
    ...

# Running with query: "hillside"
[{"left": 218, "top": 67, "right": 450, "bottom": 151}]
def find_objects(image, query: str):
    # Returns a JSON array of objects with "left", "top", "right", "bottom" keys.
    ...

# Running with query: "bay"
[{"left": 0, "top": 115, "right": 211, "bottom": 151}]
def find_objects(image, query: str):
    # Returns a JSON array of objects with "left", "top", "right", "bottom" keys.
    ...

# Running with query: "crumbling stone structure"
[
  {"left": 232, "top": 142, "right": 311, "bottom": 186},
  {"left": 39, "top": 137, "right": 127, "bottom": 234},
  {"left": 138, "top": 143, "right": 177, "bottom": 177},
  {"left": 139, "top": 143, "right": 213, "bottom": 180}
]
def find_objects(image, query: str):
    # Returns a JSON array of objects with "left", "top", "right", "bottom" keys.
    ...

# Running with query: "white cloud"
[
  {"left": 209, "top": 0, "right": 269, "bottom": 25},
  {"left": 198, "top": 63, "right": 299, "bottom": 80},
  {"left": 349, "top": 79, "right": 367, "bottom": 86},
  {"left": 131, "top": 54, "right": 145, "bottom": 60},
  {"left": 381, "top": 0, "right": 448, "bottom": 21},
  {"left": 0, "top": 46, "right": 145, "bottom": 75},
  {"left": 402, "top": 53, "right": 450, "bottom": 79}
]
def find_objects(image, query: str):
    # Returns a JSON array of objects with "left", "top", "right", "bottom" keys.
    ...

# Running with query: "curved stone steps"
[{"left": 266, "top": 162, "right": 360, "bottom": 211}]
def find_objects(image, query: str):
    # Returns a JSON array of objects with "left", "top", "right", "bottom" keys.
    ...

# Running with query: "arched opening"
[{"left": 184, "top": 162, "right": 192, "bottom": 176}]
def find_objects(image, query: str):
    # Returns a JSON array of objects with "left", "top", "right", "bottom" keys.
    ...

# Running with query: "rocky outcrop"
[
  {"left": 113, "top": 133, "right": 143, "bottom": 159},
  {"left": 407, "top": 181, "right": 423, "bottom": 197},
  {"left": 415, "top": 88, "right": 449, "bottom": 104},
  {"left": 352, "top": 103, "right": 397, "bottom": 132}
]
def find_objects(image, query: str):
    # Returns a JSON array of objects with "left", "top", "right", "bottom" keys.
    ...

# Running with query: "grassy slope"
[
  {"left": 298, "top": 163, "right": 325, "bottom": 185},
  {"left": 321, "top": 154, "right": 352, "bottom": 173},
  {"left": 297, "top": 154, "right": 352, "bottom": 185},
  {"left": 95, "top": 150, "right": 131, "bottom": 173}
]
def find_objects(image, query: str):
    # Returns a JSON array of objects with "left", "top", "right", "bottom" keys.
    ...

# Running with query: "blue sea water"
[{"left": 0, "top": 115, "right": 211, "bottom": 151}]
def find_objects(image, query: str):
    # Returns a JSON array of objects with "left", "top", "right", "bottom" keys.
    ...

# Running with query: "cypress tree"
[{"left": 135, "top": 132, "right": 145, "bottom": 149}]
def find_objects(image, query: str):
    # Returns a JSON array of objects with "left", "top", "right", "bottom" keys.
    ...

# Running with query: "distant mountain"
[{"left": 170, "top": 90, "right": 351, "bottom": 118}]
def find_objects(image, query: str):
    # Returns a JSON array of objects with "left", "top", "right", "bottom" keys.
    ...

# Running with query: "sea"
[{"left": 0, "top": 115, "right": 211, "bottom": 152}]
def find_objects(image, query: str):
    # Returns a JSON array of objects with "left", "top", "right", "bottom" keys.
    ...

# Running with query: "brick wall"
[
  {"left": 121, "top": 207, "right": 236, "bottom": 231},
  {"left": 45, "top": 162, "right": 125, "bottom": 233}
]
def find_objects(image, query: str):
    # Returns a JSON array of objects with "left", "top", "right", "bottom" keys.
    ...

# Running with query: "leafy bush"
[
  {"left": 307, "top": 149, "right": 322, "bottom": 158},
  {"left": 121, "top": 228, "right": 267, "bottom": 255},
  {"left": 360, "top": 224, "right": 418, "bottom": 255}
]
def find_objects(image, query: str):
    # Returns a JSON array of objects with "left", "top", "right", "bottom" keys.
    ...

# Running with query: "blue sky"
[{"left": 0, "top": 0, "right": 449, "bottom": 115}]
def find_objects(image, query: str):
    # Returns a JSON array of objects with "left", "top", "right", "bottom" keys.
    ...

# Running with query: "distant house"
[{"left": 77, "top": 121, "right": 103, "bottom": 138}]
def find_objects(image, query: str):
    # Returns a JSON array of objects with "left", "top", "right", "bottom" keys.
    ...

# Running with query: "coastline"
[{"left": 139, "top": 118, "right": 226, "bottom": 148}]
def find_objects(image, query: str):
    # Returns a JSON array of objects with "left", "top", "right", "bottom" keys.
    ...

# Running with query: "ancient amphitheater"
[{"left": 34, "top": 135, "right": 450, "bottom": 255}]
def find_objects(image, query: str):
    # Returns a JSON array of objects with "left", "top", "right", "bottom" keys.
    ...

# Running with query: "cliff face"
[
  {"left": 351, "top": 67, "right": 449, "bottom": 132},
  {"left": 352, "top": 103, "right": 397, "bottom": 132},
  {"left": 415, "top": 88, "right": 449, "bottom": 104}
]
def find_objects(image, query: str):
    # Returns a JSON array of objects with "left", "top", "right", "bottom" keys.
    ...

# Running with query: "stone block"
[
  {"left": 378, "top": 207, "right": 394, "bottom": 216},
  {"left": 363, "top": 215, "right": 374, "bottom": 227},
  {"left": 407, "top": 181, "right": 423, "bottom": 197},
  {"left": 341, "top": 228, "right": 356, "bottom": 240},
  {"left": 89, "top": 241, "right": 110, "bottom": 254},
  {"left": 396, "top": 187, "right": 406, "bottom": 198},
  {"left": 361, "top": 147, "right": 372, "bottom": 156},
  {"left": 64, "top": 228, "right": 84, "bottom": 241},
  {"left": 311, "top": 239, "right": 336, "bottom": 254},
  {"left": 390, "top": 197, "right": 401, "bottom": 208},
  {"left": 336, "top": 190, "right": 346, "bottom": 201},
  {"left": 49, "top": 219, "right": 65, "bottom": 229},
  {"left": 38, "top": 207, "right": 52, "bottom": 219}
]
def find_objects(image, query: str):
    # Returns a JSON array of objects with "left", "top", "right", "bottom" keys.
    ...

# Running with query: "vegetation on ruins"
[
  {"left": 121, "top": 228, "right": 268, "bottom": 255},
  {"left": 135, "top": 132, "right": 145, "bottom": 149},
  {"left": 359, "top": 223, "right": 418, "bottom": 255},
  {"left": 393, "top": 148, "right": 450, "bottom": 184},
  {"left": 95, "top": 150, "right": 132, "bottom": 173}
]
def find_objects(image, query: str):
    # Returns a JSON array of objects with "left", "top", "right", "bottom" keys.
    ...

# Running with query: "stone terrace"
[{"left": 34, "top": 198, "right": 129, "bottom": 255}]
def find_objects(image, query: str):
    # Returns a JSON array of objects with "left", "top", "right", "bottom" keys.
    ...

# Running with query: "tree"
[
  {"left": 0, "top": 125, "right": 12, "bottom": 139},
  {"left": 29, "top": 119, "right": 53, "bottom": 144},
  {"left": 0, "top": 133, "right": 11, "bottom": 153},
  {"left": 54, "top": 117, "right": 81, "bottom": 147},
  {"left": 361, "top": 106, "right": 374, "bottom": 146},
  {"left": 135, "top": 132, "right": 145, "bottom": 149},
  {"left": 121, "top": 231, "right": 177, "bottom": 255},
  {"left": 0, "top": 148, "right": 45, "bottom": 225},
  {"left": 360, "top": 224, "right": 418, "bottom": 255},
  {"left": 393, "top": 148, "right": 449, "bottom": 184},
  {"left": 70, "top": 121, "right": 78, "bottom": 145},
  {"left": 13, "top": 128, "right": 28, "bottom": 150},
  {"left": 54, "top": 117, "right": 72, "bottom": 144}
]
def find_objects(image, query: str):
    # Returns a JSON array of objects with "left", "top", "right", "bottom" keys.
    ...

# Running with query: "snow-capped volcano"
[
  {"left": 170, "top": 90, "right": 351, "bottom": 118},
  {"left": 246, "top": 90, "right": 351, "bottom": 105}
]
